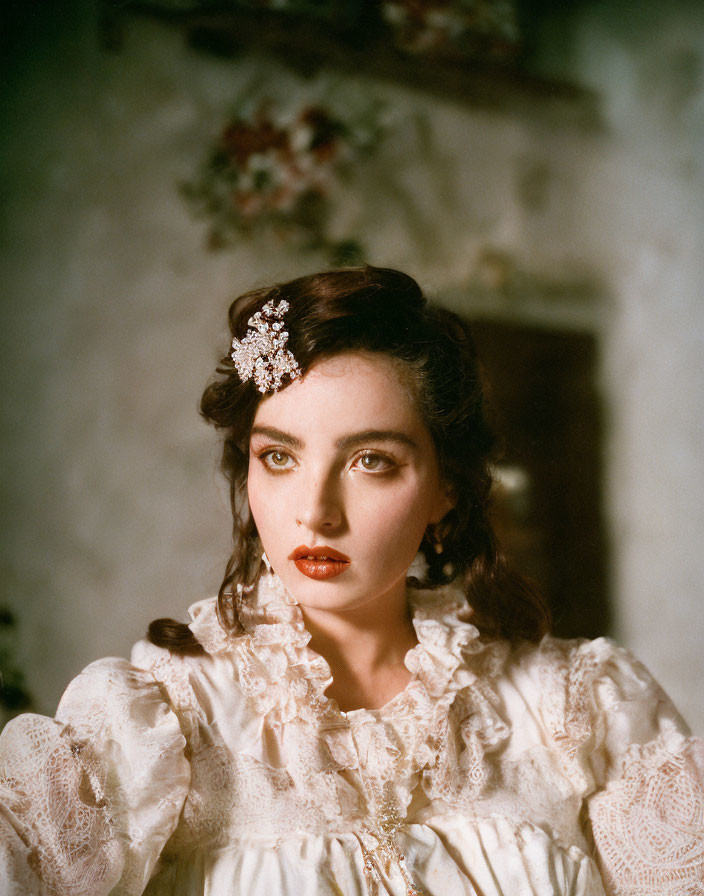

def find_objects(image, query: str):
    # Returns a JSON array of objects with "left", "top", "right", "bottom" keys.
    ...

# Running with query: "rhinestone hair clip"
[{"left": 230, "top": 299, "right": 301, "bottom": 393}]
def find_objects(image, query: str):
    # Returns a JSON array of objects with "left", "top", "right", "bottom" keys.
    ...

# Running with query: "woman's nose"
[{"left": 295, "top": 473, "right": 344, "bottom": 533}]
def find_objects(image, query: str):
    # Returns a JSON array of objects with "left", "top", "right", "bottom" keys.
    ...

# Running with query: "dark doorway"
[{"left": 471, "top": 320, "right": 610, "bottom": 639}]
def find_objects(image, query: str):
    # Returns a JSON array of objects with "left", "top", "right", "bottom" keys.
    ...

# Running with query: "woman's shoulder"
[
  {"left": 499, "top": 633, "right": 686, "bottom": 732},
  {"left": 133, "top": 596, "right": 265, "bottom": 738},
  {"left": 132, "top": 595, "right": 228, "bottom": 674},
  {"left": 504, "top": 633, "right": 681, "bottom": 721},
  {"left": 491, "top": 633, "right": 696, "bottom": 789},
  {"left": 411, "top": 587, "right": 675, "bottom": 729}
]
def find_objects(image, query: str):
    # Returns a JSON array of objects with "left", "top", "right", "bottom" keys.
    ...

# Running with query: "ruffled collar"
[
  {"left": 188, "top": 571, "right": 511, "bottom": 814},
  {"left": 188, "top": 570, "right": 500, "bottom": 724}
]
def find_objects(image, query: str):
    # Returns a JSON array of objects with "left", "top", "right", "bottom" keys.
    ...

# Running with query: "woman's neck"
[{"left": 300, "top": 585, "right": 418, "bottom": 713}]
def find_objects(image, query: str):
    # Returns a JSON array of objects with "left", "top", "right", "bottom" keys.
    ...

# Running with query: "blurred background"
[{"left": 1, "top": 0, "right": 703, "bottom": 730}]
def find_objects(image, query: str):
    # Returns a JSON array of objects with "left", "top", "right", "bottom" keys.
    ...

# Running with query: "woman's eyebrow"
[
  {"left": 250, "top": 425, "right": 303, "bottom": 449},
  {"left": 336, "top": 430, "right": 418, "bottom": 451},
  {"left": 250, "top": 425, "right": 417, "bottom": 451}
]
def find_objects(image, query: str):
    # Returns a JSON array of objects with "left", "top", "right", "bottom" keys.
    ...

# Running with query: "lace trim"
[
  {"left": 534, "top": 637, "right": 616, "bottom": 793},
  {"left": 186, "top": 574, "right": 509, "bottom": 736},
  {"left": 189, "top": 578, "right": 332, "bottom": 726},
  {"left": 142, "top": 650, "right": 205, "bottom": 748},
  {"left": 0, "top": 798, "right": 44, "bottom": 896},
  {"left": 590, "top": 729, "right": 704, "bottom": 896},
  {"left": 186, "top": 573, "right": 511, "bottom": 818},
  {"left": 0, "top": 714, "right": 123, "bottom": 896},
  {"left": 188, "top": 573, "right": 494, "bottom": 718}
]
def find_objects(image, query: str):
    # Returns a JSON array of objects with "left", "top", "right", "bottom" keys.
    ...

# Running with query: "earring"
[{"left": 428, "top": 527, "right": 444, "bottom": 555}]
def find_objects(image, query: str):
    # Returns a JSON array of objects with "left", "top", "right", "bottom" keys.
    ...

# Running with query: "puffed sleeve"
[
  {"left": 550, "top": 637, "right": 704, "bottom": 896},
  {"left": 0, "top": 657, "right": 191, "bottom": 896}
]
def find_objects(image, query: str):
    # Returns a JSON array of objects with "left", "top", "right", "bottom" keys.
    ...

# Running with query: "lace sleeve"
[
  {"left": 580, "top": 642, "right": 704, "bottom": 896},
  {"left": 0, "top": 658, "right": 191, "bottom": 896}
]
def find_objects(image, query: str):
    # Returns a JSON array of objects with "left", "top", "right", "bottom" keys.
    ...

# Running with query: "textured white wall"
[
  {"left": 565, "top": 0, "right": 704, "bottom": 731},
  {"left": 2, "top": 2, "right": 702, "bottom": 730}
]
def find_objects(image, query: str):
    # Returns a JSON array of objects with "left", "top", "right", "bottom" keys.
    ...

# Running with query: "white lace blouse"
[{"left": 1, "top": 571, "right": 703, "bottom": 896}]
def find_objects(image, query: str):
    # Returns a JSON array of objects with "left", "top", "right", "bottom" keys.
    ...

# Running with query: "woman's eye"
[
  {"left": 261, "top": 449, "right": 294, "bottom": 471},
  {"left": 354, "top": 452, "right": 395, "bottom": 473}
]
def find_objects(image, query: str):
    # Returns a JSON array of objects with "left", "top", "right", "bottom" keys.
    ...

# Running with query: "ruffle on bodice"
[
  {"left": 188, "top": 574, "right": 332, "bottom": 726},
  {"left": 187, "top": 573, "right": 510, "bottom": 794}
]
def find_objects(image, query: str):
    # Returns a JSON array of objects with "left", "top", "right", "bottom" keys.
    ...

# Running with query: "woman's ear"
[
  {"left": 429, "top": 482, "right": 457, "bottom": 525},
  {"left": 445, "top": 482, "right": 458, "bottom": 510}
]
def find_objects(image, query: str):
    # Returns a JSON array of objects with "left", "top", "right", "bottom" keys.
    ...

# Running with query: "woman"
[{"left": 1, "top": 266, "right": 702, "bottom": 895}]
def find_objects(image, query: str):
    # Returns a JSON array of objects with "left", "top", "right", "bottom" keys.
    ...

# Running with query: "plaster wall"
[
  {"left": 2, "top": 1, "right": 703, "bottom": 729},
  {"left": 562, "top": 1, "right": 704, "bottom": 730}
]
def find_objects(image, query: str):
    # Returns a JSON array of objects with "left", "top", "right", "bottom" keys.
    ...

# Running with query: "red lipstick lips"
[{"left": 290, "top": 545, "right": 351, "bottom": 580}]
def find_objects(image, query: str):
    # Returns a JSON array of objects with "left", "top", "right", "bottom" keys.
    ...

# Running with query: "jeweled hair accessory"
[{"left": 230, "top": 299, "right": 301, "bottom": 393}]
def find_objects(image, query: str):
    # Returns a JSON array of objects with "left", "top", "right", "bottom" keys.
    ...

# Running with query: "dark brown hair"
[{"left": 148, "top": 266, "right": 550, "bottom": 652}]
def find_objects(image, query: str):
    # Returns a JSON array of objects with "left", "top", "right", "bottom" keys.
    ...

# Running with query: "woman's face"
[{"left": 247, "top": 351, "right": 454, "bottom": 614}]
